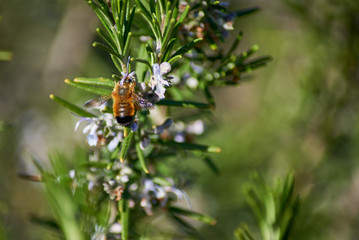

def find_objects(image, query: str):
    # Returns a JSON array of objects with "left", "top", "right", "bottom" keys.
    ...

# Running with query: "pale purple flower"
[
  {"left": 149, "top": 62, "right": 171, "bottom": 99},
  {"left": 120, "top": 71, "right": 136, "bottom": 86},
  {"left": 107, "top": 132, "right": 123, "bottom": 152},
  {"left": 174, "top": 133, "right": 185, "bottom": 143},
  {"left": 186, "top": 120, "right": 204, "bottom": 135},
  {"left": 75, "top": 117, "right": 101, "bottom": 146},
  {"left": 82, "top": 121, "right": 99, "bottom": 147},
  {"left": 102, "top": 113, "right": 116, "bottom": 128}
]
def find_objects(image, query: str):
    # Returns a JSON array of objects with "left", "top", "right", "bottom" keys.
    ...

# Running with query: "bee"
[{"left": 84, "top": 71, "right": 154, "bottom": 127}]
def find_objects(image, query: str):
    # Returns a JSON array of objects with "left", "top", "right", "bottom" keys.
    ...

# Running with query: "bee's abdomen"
[
  {"left": 113, "top": 101, "right": 135, "bottom": 126},
  {"left": 116, "top": 116, "right": 134, "bottom": 126}
]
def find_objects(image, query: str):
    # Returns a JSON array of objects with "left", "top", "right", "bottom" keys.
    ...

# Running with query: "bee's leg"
[{"left": 134, "top": 102, "right": 141, "bottom": 110}]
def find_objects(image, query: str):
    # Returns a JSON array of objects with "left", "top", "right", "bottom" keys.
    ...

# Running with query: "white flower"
[
  {"left": 116, "top": 165, "right": 132, "bottom": 183},
  {"left": 186, "top": 120, "right": 204, "bottom": 135},
  {"left": 86, "top": 134, "right": 98, "bottom": 147},
  {"left": 160, "top": 62, "right": 171, "bottom": 75},
  {"left": 107, "top": 132, "right": 123, "bottom": 152},
  {"left": 186, "top": 77, "right": 198, "bottom": 88},
  {"left": 75, "top": 114, "right": 122, "bottom": 147},
  {"left": 92, "top": 225, "right": 106, "bottom": 240},
  {"left": 69, "top": 169, "right": 76, "bottom": 179},
  {"left": 74, "top": 117, "right": 93, "bottom": 132},
  {"left": 83, "top": 122, "right": 99, "bottom": 147},
  {"left": 88, "top": 180, "right": 95, "bottom": 190},
  {"left": 75, "top": 117, "right": 102, "bottom": 146},
  {"left": 149, "top": 62, "right": 171, "bottom": 99},
  {"left": 109, "top": 223, "right": 122, "bottom": 234},
  {"left": 140, "top": 36, "right": 151, "bottom": 42},
  {"left": 223, "top": 21, "right": 234, "bottom": 30},
  {"left": 102, "top": 113, "right": 115, "bottom": 128}
]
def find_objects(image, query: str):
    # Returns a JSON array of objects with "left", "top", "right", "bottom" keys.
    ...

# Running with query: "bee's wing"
[
  {"left": 84, "top": 94, "right": 112, "bottom": 109},
  {"left": 134, "top": 94, "right": 154, "bottom": 110}
]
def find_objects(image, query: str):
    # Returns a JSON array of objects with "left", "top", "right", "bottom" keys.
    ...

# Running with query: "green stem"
[{"left": 119, "top": 190, "right": 130, "bottom": 240}]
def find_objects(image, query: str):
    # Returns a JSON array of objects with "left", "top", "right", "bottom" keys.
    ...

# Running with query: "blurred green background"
[{"left": 1, "top": 0, "right": 359, "bottom": 239}]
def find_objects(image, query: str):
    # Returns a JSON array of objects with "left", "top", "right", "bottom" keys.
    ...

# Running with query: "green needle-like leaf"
[
  {"left": 238, "top": 56, "right": 272, "bottom": 72},
  {"left": 153, "top": 139, "right": 221, "bottom": 153},
  {"left": 65, "top": 79, "right": 112, "bottom": 96},
  {"left": 74, "top": 77, "right": 115, "bottom": 87},
  {"left": 45, "top": 177, "right": 84, "bottom": 240},
  {"left": 93, "top": 41, "right": 121, "bottom": 59},
  {"left": 157, "top": 99, "right": 214, "bottom": 109},
  {"left": 178, "top": 5, "right": 190, "bottom": 24},
  {"left": 204, "top": 86, "right": 216, "bottom": 108},
  {"left": 169, "top": 206, "right": 217, "bottom": 225},
  {"left": 170, "top": 38, "right": 202, "bottom": 60},
  {"left": 111, "top": 54, "right": 125, "bottom": 72},
  {"left": 96, "top": 28, "right": 117, "bottom": 51},
  {"left": 124, "top": 6, "right": 136, "bottom": 42},
  {"left": 120, "top": 129, "right": 134, "bottom": 162},
  {"left": 162, "top": 18, "right": 175, "bottom": 52},
  {"left": 49, "top": 94, "right": 96, "bottom": 118},
  {"left": 162, "top": 38, "right": 176, "bottom": 62},
  {"left": 235, "top": 7, "right": 260, "bottom": 18},
  {"left": 234, "top": 224, "right": 255, "bottom": 240},
  {"left": 168, "top": 55, "right": 182, "bottom": 64},
  {"left": 87, "top": 1, "right": 114, "bottom": 39},
  {"left": 136, "top": 142, "right": 149, "bottom": 174},
  {"left": 29, "top": 215, "right": 60, "bottom": 231},
  {"left": 226, "top": 32, "right": 243, "bottom": 58},
  {"left": 132, "top": 57, "right": 152, "bottom": 69},
  {"left": 123, "top": 32, "right": 132, "bottom": 56},
  {"left": 134, "top": 44, "right": 149, "bottom": 82},
  {"left": 168, "top": 213, "right": 198, "bottom": 235},
  {"left": 203, "top": 156, "right": 220, "bottom": 175}
]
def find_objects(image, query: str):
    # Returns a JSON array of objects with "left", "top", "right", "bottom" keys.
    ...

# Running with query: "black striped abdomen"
[{"left": 113, "top": 101, "right": 135, "bottom": 126}]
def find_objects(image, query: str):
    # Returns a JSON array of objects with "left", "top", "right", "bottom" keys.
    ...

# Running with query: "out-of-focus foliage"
[
  {"left": 235, "top": 173, "right": 300, "bottom": 240},
  {"left": 195, "top": 0, "right": 359, "bottom": 239}
]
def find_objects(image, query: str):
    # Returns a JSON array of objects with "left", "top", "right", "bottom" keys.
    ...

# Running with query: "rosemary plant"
[
  {"left": 35, "top": 0, "right": 270, "bottom": 239},
  {"left": 235, "top": 173, "right": 301, "bottom": 240}
]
